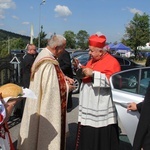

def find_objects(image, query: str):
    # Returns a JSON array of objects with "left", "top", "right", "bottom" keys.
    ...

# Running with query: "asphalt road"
[{"left": 9, "top": 93, "right": 133, "bottom": 150}]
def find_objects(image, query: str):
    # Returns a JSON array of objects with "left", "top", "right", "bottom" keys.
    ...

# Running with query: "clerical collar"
[{"left": 45, "top": 48, "right": 57, "bottom": 59}]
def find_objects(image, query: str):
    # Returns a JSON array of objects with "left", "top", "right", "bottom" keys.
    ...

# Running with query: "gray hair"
[
  {"left": 102, "top": 46, "right": 108, "bottom": 52},
  {"left": 48, "top": 34, "right": 66, "bottom": 48}
]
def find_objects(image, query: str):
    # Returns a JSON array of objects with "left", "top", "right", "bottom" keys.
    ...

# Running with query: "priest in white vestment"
[{"left": 17, "top": 34, "right": 74, "bottom": 150}]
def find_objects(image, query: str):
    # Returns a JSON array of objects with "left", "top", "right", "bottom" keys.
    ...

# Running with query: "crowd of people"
[{"left": 0, "top": 32, "right": 150, "bottom": 150}]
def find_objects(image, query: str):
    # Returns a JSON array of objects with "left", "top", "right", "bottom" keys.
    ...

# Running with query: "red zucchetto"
[{"left": 89, "top": 32, "right": 106, "bottom": 48}]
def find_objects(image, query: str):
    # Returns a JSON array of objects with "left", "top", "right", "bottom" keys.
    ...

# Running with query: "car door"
[{"left": 110, "top": 67, "right": 150, "bottom": 145}]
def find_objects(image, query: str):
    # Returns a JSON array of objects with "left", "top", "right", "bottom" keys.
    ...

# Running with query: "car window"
[
  {"left": 113, "top": 56, "right": 124, "bottom": 65},
  {"left": 115, "top": 57, "right": 130, "bottom": 66},
  {"left": 124, "top": 59, "right": 131, "bottom": 66},
  {"left": 76, "top": 54, "right": 90, "bottom": 65},
  {"left": 111, "top": 67, "right": 150, "bottom": 96},
  {"left": 139, "top": 68, "right": 150, "bottom": 95}
]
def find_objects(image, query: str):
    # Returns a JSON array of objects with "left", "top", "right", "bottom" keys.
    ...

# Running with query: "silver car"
[{"left": 110, "top": 67, "right": 150, "bottom": 145}]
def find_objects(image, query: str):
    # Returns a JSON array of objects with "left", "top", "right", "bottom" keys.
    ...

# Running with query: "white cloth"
[
  {"left": 0, "top": 102, "right": 11, "bottom": 150},
  {"left": 0, "top": 133, "right": 10, "bottom": 150},
  {"left": 0, "top": 102, "right": 6, "bottom": 124},
  {"left": 78, "top": 71, "right": 117, "bottom": 128}
]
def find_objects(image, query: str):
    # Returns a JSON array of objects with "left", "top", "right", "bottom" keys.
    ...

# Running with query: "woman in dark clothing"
[{"left": 127, "top": 86, "right": 150, "bottom": 150}]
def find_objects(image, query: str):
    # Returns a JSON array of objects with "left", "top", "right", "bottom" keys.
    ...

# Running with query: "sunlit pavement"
[{"left": 9, "top": 93, "right": 132, "bottom": 150}]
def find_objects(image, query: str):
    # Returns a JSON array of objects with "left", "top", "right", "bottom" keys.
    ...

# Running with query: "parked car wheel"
[{"left": 72, "top": 76, "right": 81, "bottom": 94}]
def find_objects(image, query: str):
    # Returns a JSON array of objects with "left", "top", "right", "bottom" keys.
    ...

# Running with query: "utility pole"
[
  {"left": 8, "top": 37, "right": 10, "bottom": 54},
  {"left": 38, "top": 0, "right": 46, "bottom": 50}
]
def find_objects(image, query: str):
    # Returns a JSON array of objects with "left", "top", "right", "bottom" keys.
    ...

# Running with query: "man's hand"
[
  {"left": 65, "top": 76, "right": 76, "bottom": 92},
  {"left": 65, "top": 76, "right": 74, "bottom": 85},
  {"left": 127, "top": 102, "right": 137, "bottom": 111},
  {"left": 82, "top": 68, "right": 93, "bottom": 77},
  {"left": 72, "top": 58, "right": 79, "bottom": 68}
]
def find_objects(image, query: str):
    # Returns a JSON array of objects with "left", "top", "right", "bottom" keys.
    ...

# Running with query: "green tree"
[
  {"left": 63, "top": 30, "right": 76, "bottom": 49},
  {"left": 0, "top": 29, "right": 29, "bottom": 43},
  {"left": 76, "top": 30, "right": 89, "bottom": 50},
  {"left": 10, "top": 38, "right": 26, "bottom": 49},
  {"left": 122, "top": 13, "right": 150, "bottom": 58},
  {"left": 40, "top": 31, "right": 48, "bottom": 48},
  {"left": 33, "top": 27, "right": 47, "bottom": 48},
  {"left": 0, "top": 40, "right": 9, "bottom": 57},
  {"left": 0, "top": 38, "right": 27, "bottom": 57}
]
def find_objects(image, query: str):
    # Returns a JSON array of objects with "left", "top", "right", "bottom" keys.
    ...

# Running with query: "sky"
[{"left": 0, "top": 0, "right": 150, "bottom": 43}]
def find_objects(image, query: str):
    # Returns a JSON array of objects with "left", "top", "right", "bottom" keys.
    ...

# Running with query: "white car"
[{"left": 110, "top": 67, "right": 150, "bottom": 145}]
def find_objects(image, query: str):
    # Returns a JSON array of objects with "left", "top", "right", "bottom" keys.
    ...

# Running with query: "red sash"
[{"left": 55, "top": 65, "right": 67, "bottom": 150}]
